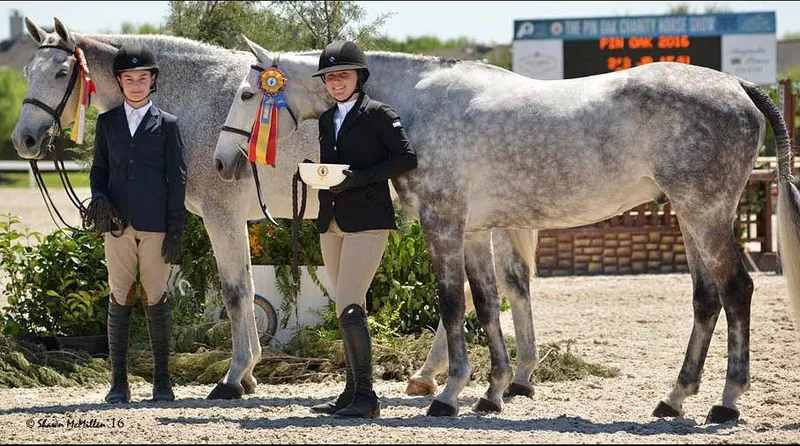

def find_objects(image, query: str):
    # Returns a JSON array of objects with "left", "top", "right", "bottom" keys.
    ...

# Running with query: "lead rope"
[{"left": 291, "top": 167, "right": 308, "bottom": 287}]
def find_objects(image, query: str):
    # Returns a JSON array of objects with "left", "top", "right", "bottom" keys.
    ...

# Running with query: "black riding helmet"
[
  {"left": 113, "top": 43, "right": 159, "bottom": 95},
  {"left": 312, "top": 40, "right": 370, "bottom": 85}
]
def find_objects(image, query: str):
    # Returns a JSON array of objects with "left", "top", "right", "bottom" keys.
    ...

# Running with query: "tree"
[
  {"left": 165, "top": 1, "right": 294, "bottom": 51},
  {"left": 372, "top": 35, "right": 475, "bottom": 54},
  {"left": 783, "top": 32, "right": 800, "bottom": 41},
  {"left": 666, "top": 3, "right": 691, "bottom": 15},
  {"left": 702, "top": 3, "right": 733, "bottom": 13},
  {"left": 161, "top": 1, "right": 392, "bottom": 52},
  {"left": 272, "top": 0, "right": 394, "bottom": 49},
  {"left": 0, "top": 68, "right": 27, "bottom": 143},
  {"left": 667, "top": 2, "right": 732, "bottom": 15},
  {"left": 120, "top": 22, "right": 166, "bottom": 35},
  {"left": 0, "top": 68, "right": 28, "bottom": 160}
]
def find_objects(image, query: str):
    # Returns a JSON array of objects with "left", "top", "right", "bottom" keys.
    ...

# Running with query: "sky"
[{"left": 3, "top": 1, "right": 800, "bottom": 44}]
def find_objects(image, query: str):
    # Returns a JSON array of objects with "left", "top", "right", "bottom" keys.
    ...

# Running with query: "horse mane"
[
  {"left": 365, "top": 50, "right": 510, "bottom": 74},
  {"left": 366, "top": 50, "right": 461, "bottom": 66},
  {"left": 81, "top": 33, "right": 250, "bottom": 57}
]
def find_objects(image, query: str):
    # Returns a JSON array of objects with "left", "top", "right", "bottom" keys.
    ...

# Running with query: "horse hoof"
[
  {"left": 652, "top": 401, "right": 681, "bottom": 418},
  {"left": 241, "top": 377, "right": 257, "bottom": 395},
  {"left": 427, "top": 399, "right": 459, "bottom": 417},
  {"left": 207, "top": 382, "right": 244, "bottom": 400},
  {"left": 474, "top": 397, "right": 502, "bottom": 413},
  {"left": 406, "top": 377, "right": 437, "bottom": 396},
  {"left": 705, "top": 405, "right": 740, "bottom": 424},
  {"left": 503, "top": 382, "right": 535, "bottom": 398}
]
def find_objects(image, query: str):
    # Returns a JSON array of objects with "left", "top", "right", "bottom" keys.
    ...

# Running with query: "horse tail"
[
  {"left": 508, "top": 229, "right": 538, "bottom": 278},
  {"left": 740, "top": 79, "right": 800, "bottom": 336}
]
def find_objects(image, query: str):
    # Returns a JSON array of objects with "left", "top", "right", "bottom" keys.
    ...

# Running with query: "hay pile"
[{"left": 0, "top": 320, "right": 618, "bottom": 389}]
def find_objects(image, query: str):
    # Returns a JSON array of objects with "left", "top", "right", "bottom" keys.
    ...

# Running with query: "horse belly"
[{"left": 466, "top": 175, "right": 662, "bottom": 231}]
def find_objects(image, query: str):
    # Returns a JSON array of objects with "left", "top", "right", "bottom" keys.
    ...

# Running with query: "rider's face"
[
  {"left": 117, "top": 70, "right": 154, "bottom": 106},
  {"left": 323, "top": 70, "right": 358, "bottom": 102}
]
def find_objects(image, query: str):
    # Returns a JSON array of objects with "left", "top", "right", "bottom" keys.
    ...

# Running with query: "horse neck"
[
  {"left": 364, "top": 53, "right": 442, "bottom": 118},
  {"left": 76, "top": 34, "right": 251, "bottom": 124}
]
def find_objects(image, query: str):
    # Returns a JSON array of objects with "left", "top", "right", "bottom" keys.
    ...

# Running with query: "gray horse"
[
  {"left": 217, "top": 50, "right": 543, "bottom": 408},
  {"left": 214, "top": 38, "right": 800, "bottom": 423},
  {"left": 11, "top": 18, "right": 539, "bottom": 405}
]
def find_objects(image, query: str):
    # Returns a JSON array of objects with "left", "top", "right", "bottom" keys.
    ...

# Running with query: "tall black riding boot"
[
  {"left": 310, "top": 319, "right": 355, "bottom": 414},
  {"left": 145, "top": 296, "right": 175, "bottom": 402},
  {"left": 105, "top": 297, "right": 132, "bottom": 404},
  {"left": 335, "top": 304, "right": 380, "bottom": 419}
]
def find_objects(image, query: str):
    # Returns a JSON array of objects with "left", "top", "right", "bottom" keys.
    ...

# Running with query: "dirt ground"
[
  {"left": 0, "top": 272, "right": 798, "bottom": 443},
  {"left": 0, "top": 186, "right": 90, "bottom": 236}
]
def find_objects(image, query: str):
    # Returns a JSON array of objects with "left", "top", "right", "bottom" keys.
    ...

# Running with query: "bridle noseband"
[
  {"left": 21, "top": 43, "right": 106, "bottom": 234},
  {"left": 22, "top": 44, "right": 81, "bottom": 133}
]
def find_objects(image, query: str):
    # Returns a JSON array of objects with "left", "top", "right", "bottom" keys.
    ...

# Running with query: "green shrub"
[
  {"left": 0, "top": 213, "right": 213, "bottom": 345},
  {"left": 366, "top": 207, "right": 491, "bottom": 343},
  {"left": 249, "top": 218, "right": 323, "bottom": 266},
  {"left": 0, "top": 214, "right": 108, "bottom": 337}
]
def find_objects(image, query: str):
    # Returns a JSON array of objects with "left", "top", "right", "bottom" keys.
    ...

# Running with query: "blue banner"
[{"left": 513, "top": 11, "right": 776, "bottom": 41}]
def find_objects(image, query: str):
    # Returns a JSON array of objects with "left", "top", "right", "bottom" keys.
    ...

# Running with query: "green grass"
[{"left": 0, "top": 171, "right": 90, "bottom": 189}]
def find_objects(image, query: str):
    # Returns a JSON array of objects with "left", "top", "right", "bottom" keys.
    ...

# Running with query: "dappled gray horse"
[
  {"left": 216, "top": 50, "right": 542, "bottom": 409},
  {"left": 215, "top": 39, "right": 800, "bottom": 423},
  {"left": 11, "top": 19, "right": 539, "bottom": 404}
]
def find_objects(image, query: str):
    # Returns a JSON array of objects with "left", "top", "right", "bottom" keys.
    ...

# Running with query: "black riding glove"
[
  {"left": 84, "top": 195, "right": 114, "bottom": 232},
  {"left": 161, "top": 228, "right": 183, "bottom": 265},
  {"left": 330, "top": 169, "right": 358, "bottom": 194}
]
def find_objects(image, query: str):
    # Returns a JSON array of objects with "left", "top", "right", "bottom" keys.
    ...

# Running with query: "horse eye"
[
  {"left": 241, "top": 91, "right": 254, "bottom": 100},
  {"left": 55, "top": 69, "right": 68, "bottom": 79}
]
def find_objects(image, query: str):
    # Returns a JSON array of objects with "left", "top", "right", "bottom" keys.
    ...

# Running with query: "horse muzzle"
[
  {"left": 214, "top": 150, "right": 250, "bottom": 182},
  {"left": 11, "top": 128, "right": 49, "bottom": 160}
]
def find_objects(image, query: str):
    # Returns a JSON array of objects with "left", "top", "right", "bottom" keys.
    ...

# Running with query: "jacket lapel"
[
  {"left": 114, "top": 105, "right": 133, "bottom": 142},
  {"left": 132, "top": 105, "right": 161, "bottom": 141},
  {"left": 336, "top": 93, "right": 368, "bottom": 144}
]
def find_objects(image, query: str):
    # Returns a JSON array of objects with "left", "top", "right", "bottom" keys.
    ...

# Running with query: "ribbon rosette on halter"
[
  {"left": 69, "top": 47, "right": 97, "bottom": 145},
  {"left": 249, "top": 67, "right": 289, "bottom": 167}
]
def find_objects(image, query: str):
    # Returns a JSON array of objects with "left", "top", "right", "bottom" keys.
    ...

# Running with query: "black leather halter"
[
  {"left": 21, "top": 43, "right": 93, "bottom": 233},
  {"left": 218, "top": 54, "right": 302, "bottom": 228},
  {"left": 220, "top": 55, "right": 299, "bottom": 140}
]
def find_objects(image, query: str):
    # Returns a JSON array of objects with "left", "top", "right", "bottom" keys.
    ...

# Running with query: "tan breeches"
[
  {"left": 320, "top": 218, "right": 390, "bottom": 317},
  {"left": 105, "top": 226, "right": 170, "bottom": 306}
]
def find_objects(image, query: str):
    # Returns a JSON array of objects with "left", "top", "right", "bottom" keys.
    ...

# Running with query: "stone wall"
[{"left": 536, "top": 228, "right": 689, "bottom": 277}]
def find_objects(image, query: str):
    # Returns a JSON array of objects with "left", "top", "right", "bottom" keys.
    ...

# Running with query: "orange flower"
[{"left": 248, "top": 225, "right": 263, "bottom": 258}]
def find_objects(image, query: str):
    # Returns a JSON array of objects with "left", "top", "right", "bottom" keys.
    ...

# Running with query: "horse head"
[
  {"left": 12, "top": 17, "right": 83, "bottom": 160},
  {"left": 213, "top": 36, "right": 327, "bottom": 182}
]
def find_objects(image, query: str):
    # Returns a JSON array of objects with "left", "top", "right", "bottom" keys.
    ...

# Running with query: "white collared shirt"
[
  {"left": 123, "top": 101, "right": 152, "bottom": 137},
  {"left": 333, "top": 97, "right": 357, "bottom": 140}
]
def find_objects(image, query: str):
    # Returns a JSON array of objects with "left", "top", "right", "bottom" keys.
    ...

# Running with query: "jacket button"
[
  {"left": 129, "top": 159, "right": 134, "bottom": 164},
  {"left": 129, "top": 143, "right": 135, "bottom": 149},
  {"left": 128, "top": 175, "right": 134, "bottom": 181}
]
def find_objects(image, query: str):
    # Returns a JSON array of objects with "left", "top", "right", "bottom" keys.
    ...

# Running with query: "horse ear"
[
  {"left": 241, "top": 34, "right": 272, "bottom": 65},
  {"left": 25, "top": 17, "right": 47, "bottom": 45},
  {"left": 53, "top": 17, "right": 75, "bottom": 47}
]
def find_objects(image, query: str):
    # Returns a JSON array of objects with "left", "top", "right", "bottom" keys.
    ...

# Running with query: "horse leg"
[
  {"left": 419, "top": 205, "right": 470, "bottom": 417},
  {"left": 407, "top": 228, "right": 539, "bottom": 400},
  {"left": 671, "top": 216, "right": 753, "bottom": 423},
  {"left": 405, "top": 283, "right": 475, "bottom": 396},
  {"left": 464, "top": 231, "right": 513, "bottom": 413},
  {"left": 499, "top": 229, "right": 538, "bottom": 398},
  {"left": 653, "top": 231, "right": 721, "bottom": 417},
  {"left": 203, "top": 213, "right": 260, "bottom": 399},
  {"left": 241, "top": 303, "right": 261, "bottom": 394}
]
